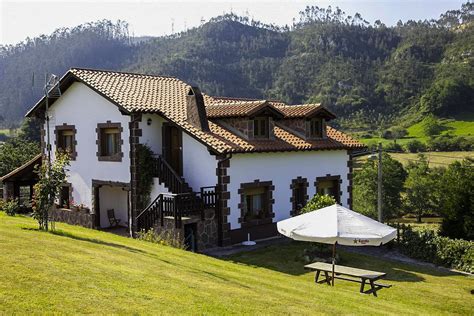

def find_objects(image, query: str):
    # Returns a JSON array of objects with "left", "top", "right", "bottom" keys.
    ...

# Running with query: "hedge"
[{"left": 396, "top": 225, "right": 473, "bottom": 273}]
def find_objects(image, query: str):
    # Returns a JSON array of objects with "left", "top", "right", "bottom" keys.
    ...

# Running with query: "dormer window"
[
  {"left": 253, "top": 117, "right": 269, "bottom": 138},
  {"left": 308, "top": 118, "right": 323, "bottom": 139}
]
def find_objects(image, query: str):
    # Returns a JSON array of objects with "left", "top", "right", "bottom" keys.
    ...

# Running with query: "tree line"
[
  {"left": 0, "top": 3, "right": 472, "bottom": 131},
  {"left": 354, "top": 154, "right": 473, "bottom": 241}
]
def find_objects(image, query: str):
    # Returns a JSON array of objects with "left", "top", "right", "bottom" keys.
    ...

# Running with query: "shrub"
[
  {"left": 391, "top": 126, "right": 408, "bottom": 140},
  {"left": 383, "top": 141, "right": 403, "bottom": 152},
  {"left": 404, "top": 140, "right": 426, "bottom": 153},
  {"left": 300, "top": 194, "right": 336, "bottom": 214},
  {"left": 137, "top": 228, "right": 187, "bottom": 250},
  {"left": 422, "top": 115, "right": 443, "bottom": 137},
  {"left": 397, "top": 225, "right": 473, "bottom": 273},
  {"left": 0, "top": 199, "right": 20, "bottom": 216},
  {"left": 381, "top": 130, "right": 393, "bottom": 139},
  {"left": 427, "top": 135, "right": 473, "bottom": 151}
]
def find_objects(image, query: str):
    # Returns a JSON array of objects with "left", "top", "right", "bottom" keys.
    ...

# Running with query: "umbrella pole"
[{"left": 332, "top": 242, "right": 336, "bottom": 286}]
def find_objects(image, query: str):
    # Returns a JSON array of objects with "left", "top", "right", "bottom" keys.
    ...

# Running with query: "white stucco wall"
[
  {"left": 99, "top": 186, "right": 129, "bottom": 228},
  {"left": 227, "top": 150, "right": 350, "bottom": 230},
  {"left": 140, "top": 113, "right": 217, "bottom": 193},
  {"left": 45, "top": 82, "right": 131, "bottom": 210},
  {"left": 182, "top": 133, "right": 217, "bottom": 192},
  {"left": 149, "top": 178, "right": 171, "bottom": 200},
  {"left": 139, "top": 114, "right": 164, "bottom": 155}
]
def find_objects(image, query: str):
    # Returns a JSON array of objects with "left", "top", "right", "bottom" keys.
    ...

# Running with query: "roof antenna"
[
  {"left": 42, "top": 73, "right": 61, "bottom": 231},
  {"left": 44, "top": 73, "right": 61, "bottom": 164}
]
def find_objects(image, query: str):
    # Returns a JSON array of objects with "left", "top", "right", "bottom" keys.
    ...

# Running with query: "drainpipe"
[
  {"left": 129, "top": 114, "right": 142, "bottom": 238},
  {"left": 217, "top": 153, "right": 232, "bottom": 247}
]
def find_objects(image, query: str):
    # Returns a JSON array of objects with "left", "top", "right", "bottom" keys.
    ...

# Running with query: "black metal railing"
[
  {"left": 136, "top": 188, "right": 217, "bottom": 232},
  {"left": 151, "top": 155, "right": 191, "bottom": 194}
]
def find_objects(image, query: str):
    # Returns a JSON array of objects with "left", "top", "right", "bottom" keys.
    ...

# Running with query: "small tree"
[
  {"left": 33, "top": 153, "right": 69, "bottom": 231},
  {"left": 437, "top": 158, "right": 473, "bottom": 240},
  {"left": 403, "top": 155, "right": 438, "bottom": 222},
  {"left": 301, "top": 194, "right": 336, "bottom": 214},
  {"left": 353, "top": 153, "right": 407, "bottom": 220},
  {"left": 422, "top": 115, "right": 443, "bottom": 137},
  {"left": 404, "top": 140, "right": 426, "bottom": 153}
]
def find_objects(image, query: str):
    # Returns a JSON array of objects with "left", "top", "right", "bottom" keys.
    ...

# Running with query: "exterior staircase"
[{"left": 136, "top": 154, "right": 217, "bottom": 232}]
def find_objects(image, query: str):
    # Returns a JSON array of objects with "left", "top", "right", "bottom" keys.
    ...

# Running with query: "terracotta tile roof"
[
  {"left": 206, "top": 101, "right": 266, "bottom": 118},
  {"left": 276, "top": 104, "right": 337, "bottom": 119},
  {"left": 277, "top": 104, "right": 321, "bottom": 117},
  {"left": 26, "top": 68, "right": 364, "bottom": 154},
  {"left": 208, "top": 122, "right": 364, "bottom": 153},
  {"left": 206, "top": 100, "right": 285, "bottom": 118},
  {"left": 67, "top": 68, "right": 233, "bottom": 153}
]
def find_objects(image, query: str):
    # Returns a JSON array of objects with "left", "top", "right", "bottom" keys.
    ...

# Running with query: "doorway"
[
  {"left": 184, "top": 223, "right": 197, "bottom": 252},
  {"left": 162, "top": 123, "right": 183, "bottom": 175}
]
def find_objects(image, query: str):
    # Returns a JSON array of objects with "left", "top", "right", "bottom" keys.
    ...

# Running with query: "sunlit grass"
[{"left": 0, "top": 212, "right": 472, "bottom": 314}]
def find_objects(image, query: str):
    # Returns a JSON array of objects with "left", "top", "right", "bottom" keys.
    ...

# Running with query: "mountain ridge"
[{"left": 0, "top": 4, "right": 472, "bottom": 133}]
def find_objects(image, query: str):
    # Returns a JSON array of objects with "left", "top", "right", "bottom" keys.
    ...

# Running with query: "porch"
[
  {"left": 92, "top": 180, "right": 130, "bottom": 232},
  {"left": 0, "top": 154, "right": 41, "bottom": 212}
]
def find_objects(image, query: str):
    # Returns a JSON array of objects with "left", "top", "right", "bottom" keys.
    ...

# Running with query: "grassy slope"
[
  {"left": 0, "top": 213, "right": 472, "bottom": 314},
  {"left": 359, "top": 114, "right": 474, "bottom": 146}
]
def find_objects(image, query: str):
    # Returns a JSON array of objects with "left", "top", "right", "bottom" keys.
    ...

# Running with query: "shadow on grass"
[
  {"left": 21, "top": 227, "right": 146, "bottom": 255},
  {"left": 221, "top": 241, "right": 461, "bottom": 283}
]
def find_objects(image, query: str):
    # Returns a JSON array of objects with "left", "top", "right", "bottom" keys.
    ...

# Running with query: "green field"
[
  {"left": 0, "top": 212, "right": 473, "bottom": 314},
  {"left": 358, "top": 114, "right": 474, "bottom": 147},
  {"left": 389, "top": 151, "right": 473, "bottom": 167},
  {"left": 355, "top": 151, "right": 473, "bottom": 168}
]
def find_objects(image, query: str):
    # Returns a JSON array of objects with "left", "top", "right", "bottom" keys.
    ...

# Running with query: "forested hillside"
[{"left": 0, "top": 3, "right": 472, "bottom": 132}]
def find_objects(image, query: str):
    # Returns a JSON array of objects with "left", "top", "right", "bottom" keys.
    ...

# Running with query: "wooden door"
[{"left": 162, "top": 124, "right": 183, "bottom": 176}]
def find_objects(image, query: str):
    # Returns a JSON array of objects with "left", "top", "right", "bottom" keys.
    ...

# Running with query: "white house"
[{"left": 25, "top": 68, "right": 364, "bottom": 250}]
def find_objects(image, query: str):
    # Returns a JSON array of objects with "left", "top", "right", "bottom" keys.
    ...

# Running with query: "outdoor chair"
[{"left": 107, "top": 209, "right": 121, "bottom": 227}]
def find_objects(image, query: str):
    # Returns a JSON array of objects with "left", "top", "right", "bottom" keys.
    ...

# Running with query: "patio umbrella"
[{"left": 277, "top": 204, "right": 396, "bottom": 286}]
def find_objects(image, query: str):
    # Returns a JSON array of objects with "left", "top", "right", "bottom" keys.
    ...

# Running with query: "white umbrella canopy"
[{"left": 277, "top": 204, "right": 396, "bottom": 246}]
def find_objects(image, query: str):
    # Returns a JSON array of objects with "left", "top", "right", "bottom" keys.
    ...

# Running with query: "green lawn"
[{"left": 1, "top": 213, "right": 472, "bottom": 314}]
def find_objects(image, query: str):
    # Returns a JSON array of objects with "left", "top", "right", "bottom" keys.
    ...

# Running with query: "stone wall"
[
  {"left": 154, "top": 208, "right": 218, "bottom": 252},
  {"left": 218, "top": 118, "right": 251, "bottom": 138},
  {"left": 279, "top": 118, "right": 306, "bottom": 136},
  {"left": 50, "top": 208, "right": 95, "bottom": 229}
]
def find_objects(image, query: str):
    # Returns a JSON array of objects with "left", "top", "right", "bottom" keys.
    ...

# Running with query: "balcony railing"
[{"left": 136, "top": 187, "right": 217, "bottom": 232}]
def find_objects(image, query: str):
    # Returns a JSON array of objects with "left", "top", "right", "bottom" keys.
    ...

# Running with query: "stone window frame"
[
  {"left": 314, "top": 174, "right": 342, "bottom": 204},
  {"left": 237, "top": 180, "right": 275, "bottom": 228},
  {"left": 54, "top": 123, "right": 77, "bottom": 160},
  {"left": 290, "top": 177, "right": 309, "bottom": 216},
  {"left": 96, "top": 121, "right": 124, "bottom": 162}
]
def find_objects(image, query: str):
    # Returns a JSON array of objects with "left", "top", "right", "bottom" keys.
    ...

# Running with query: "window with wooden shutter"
[
  {"left": 97, "top": 122, "right": 123, "bottom": 161},
  {"left": 308, "top": 118, "right": 323, "bottom": 138},
  {"left": 55, "top": 124, "right": 77, "bottom": 160},
  {"left": 253, "top": 117, "right": 269, "bottom": 138}
]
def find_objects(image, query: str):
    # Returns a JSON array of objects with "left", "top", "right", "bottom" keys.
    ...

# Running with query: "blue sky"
[{"left": 0, "top": 0, "right": 465, "bottom": 45}]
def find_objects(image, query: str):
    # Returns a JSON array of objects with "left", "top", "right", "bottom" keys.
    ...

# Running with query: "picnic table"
[{"left": 304, "top": 262, "right": 391, "bottom": 296}]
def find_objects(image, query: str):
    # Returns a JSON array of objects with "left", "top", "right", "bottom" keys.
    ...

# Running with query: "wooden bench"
[{"left": 304, "top": 262, "right": 391, "bottom": 297}]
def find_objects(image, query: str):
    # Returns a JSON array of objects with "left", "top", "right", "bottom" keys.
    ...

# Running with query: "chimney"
[{"left": 186, "top": 86, "right": 210, "bottom": 132}]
